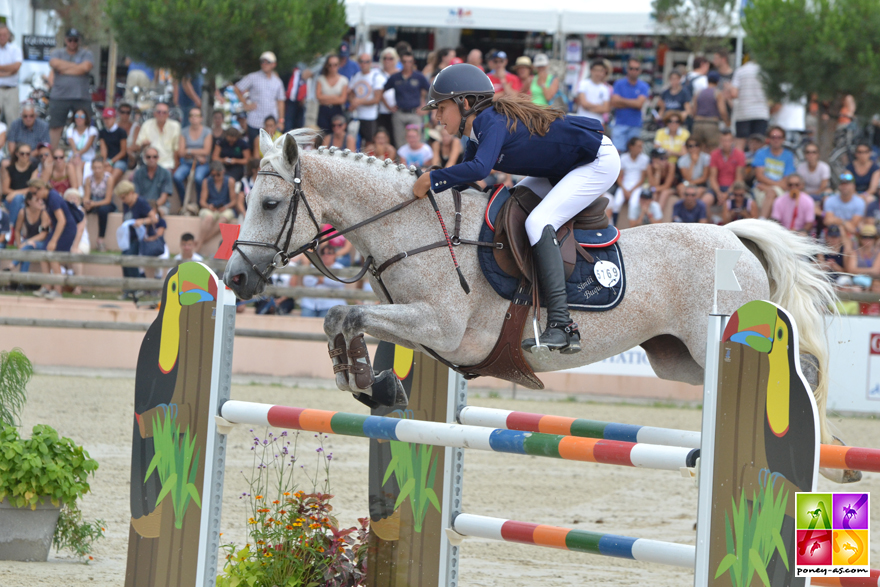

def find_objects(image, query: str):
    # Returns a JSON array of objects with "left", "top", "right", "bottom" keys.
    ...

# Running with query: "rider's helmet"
[{"left": 422, "top": 63, "right": 495, "bottom": 137}]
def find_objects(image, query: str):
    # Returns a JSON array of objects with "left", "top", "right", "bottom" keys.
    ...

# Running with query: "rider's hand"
[{"left": 412, "top": 171, "right": 431, "bottom": 199}]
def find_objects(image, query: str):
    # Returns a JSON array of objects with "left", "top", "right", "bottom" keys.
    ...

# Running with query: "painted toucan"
[{"left": 130, "top": 263, "right": 218, "bottom": 522}]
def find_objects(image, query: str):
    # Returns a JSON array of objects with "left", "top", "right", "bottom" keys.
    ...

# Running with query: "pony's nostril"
[{"left": 231, "top": 274, "right": 243, "bottom": 285}]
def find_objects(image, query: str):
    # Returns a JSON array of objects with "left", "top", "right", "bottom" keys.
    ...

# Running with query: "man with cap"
[
  {"left": 824, "top": 172, "right": 865, "bottom": 236},
  {"left": 486, "top": 51, "right": 521, "bottom": 96},
  {"left": 337, "top": 42, "right": 360, "bottom": 80},
  {"left": 0, "top": 24, "right": 22, "bottom": 124},
  {"left": 235, "top": 51, "right": 286, "bottom": 146},
  {"left": 48, "top": 28, "right": 93, "bottom": 149}
]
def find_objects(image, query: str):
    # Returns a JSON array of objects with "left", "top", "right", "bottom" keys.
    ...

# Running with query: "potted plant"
[{"left": 0, "top": 348, "right": 105, "bottom": 562}]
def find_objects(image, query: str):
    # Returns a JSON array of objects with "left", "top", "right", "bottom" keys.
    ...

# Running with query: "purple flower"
[{"left": 316, "top": 447, "right": 323, "bottom": 453}]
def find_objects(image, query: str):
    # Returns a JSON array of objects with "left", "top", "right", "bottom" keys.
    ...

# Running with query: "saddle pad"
[{"left": 478, "top": 192, "right": 627, "bottom": 312}]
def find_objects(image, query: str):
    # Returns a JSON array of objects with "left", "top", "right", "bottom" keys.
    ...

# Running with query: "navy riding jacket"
[{"left": 429, "top": 106, "right": 605, "bottom": 191}]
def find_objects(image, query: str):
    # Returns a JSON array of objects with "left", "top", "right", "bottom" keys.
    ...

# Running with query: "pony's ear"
[
  {"left": 259, "top": 129, "right": 274, "bottom": 159},
  {"left": 282, "top": 133, "right": 299, "bottom": 169}
]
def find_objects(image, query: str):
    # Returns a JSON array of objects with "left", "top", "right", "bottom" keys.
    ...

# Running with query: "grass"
[
  {"left": 145, "top": 410, "right": 202, "bottom": 530},
  {"left": 383, "top": 435, "right": 441, "bottom": 534}
]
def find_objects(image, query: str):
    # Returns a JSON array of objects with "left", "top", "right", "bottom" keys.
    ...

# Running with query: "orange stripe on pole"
[
  {"left": 538, "top": 415, "right": 576, "bottom": 436},
  {"left": 297, "top": 409, "right": 336, "bottom": 433},
  {"left": 557, "top": 436, "right": 598, "bottom": 462},
  {"left": 820, "top": 444, "right": 850, "bottom": 470},
  {"left": 533, "top": 524, "right": 570, "bottom": 549}
]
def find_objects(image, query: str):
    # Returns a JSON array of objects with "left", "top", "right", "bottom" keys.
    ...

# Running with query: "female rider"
[{"left": 412, "top": 63, "right": 620, "bottom": 354}]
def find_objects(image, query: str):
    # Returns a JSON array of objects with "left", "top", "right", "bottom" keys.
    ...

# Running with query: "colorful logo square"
[
  {"left": 833, "top": 493, "right": 870, "bottom": 530},
  {"left": 796, "top": 493, "right": 833, "bottom": 530},
  {"left": 832, "top": 529, "right": 869, "bottom": 566},
  {"left": 797, "top": 530, "right": 832, "bottom": 565}
]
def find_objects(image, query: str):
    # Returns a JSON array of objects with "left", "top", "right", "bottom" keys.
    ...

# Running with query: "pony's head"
[{"left": 224, "top": 129, "right": 323, "bottom": 299}]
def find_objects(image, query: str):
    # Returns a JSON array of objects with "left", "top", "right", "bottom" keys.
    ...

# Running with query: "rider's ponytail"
[{"left": 491, "top": 93, "right": 566, "bottom": 137}]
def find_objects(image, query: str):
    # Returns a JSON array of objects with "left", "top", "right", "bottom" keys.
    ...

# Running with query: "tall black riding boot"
[{"left": 522, "top": 225, "right": 581, "bottom": 354}]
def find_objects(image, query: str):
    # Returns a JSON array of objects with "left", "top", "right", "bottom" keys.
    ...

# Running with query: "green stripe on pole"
[
  {"left": 523, "top": 433, "right": 563, "bottom": 459},
  {"left": 564, "top": 529, "right": 604, "bottom": 554},
  {"left": 329, "top": 412, "right": 369, "bottom": 437},
  {"left": 569, "top": 419, "right": 608, "bottom": 439}
]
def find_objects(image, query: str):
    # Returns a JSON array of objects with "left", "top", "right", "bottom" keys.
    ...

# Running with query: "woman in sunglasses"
[
  {"left": 316, "top": 54, "right": 348, "bottom": 136},
  {"left": 321, "top": 114, "right": 356, "bottom": 151},
  {"left": 44, "top": 148, "right": 76, "bottom": 194},
  {"left": 65, "top": 108, "right": 97, "bottom": 188},
  {"left": 846, "top": 140, "right": 880, "bottom": 201},
  {"left": 1, "top": 143, "right": 39, "bottom": 224}
]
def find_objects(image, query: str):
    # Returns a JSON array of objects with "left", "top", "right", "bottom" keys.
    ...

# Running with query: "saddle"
[{"left": 492, "top": 186, "right": 610, "bottom": 282}]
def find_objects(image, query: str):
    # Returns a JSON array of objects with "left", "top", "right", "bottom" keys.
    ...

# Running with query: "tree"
[
  {"left": 743, "top": 0, "right": 880, "bottom": 156},
  {"left": 652, "top": 0, "right": 737, "bottom": 54}
]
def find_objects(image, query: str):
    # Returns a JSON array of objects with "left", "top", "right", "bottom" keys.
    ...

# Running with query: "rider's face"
[{"left": 436, "top": 100, "right": 463, "bottom": 135}]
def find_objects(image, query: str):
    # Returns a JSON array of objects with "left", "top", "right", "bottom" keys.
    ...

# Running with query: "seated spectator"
[
  {"left": 708, "top": 129, "right": 745, "bottom": 205},
  {"left": 846, "top": 140, "right": 880, "bottom": 201},
  {"left": 844, "top": 223, "right": 880, "bottom": 289},
  {"left": 30, "top": 178, "right": 77, "bottom": 299},
  {"left": 115, "top": 180, "right": 157, "bottom": 288},
  {"left": 320, "top": 223, "right": 354, "bottom": 267},
  {"left": 62, "top": 187, "right": 88, "bottom": 293},
  {"left": 210, "top": 110, "right": 226, "bottom": 145},
  {"left": 677, "top": 139, "right": 711, "bottom": 205},
  {"left": 817, "top": 225, "right": 848, "bottom": 284},
  {"left": 824, "top": 173, "right": 865, "bottom": 236},
  {"left": 241, "top": 157, "right": 260, "bottom": 199},
  {"left": 796, "top": 143, "right": 830, "bottom": 198},
  {"left": 133, "top": 146, "right": 174, "bottom": 215},
  {"left": 115, "top": 103, "right": 140, "bottom": 169},
  {"left": 753, "top": 126, "right": 796, "bottom": 218},
  {"left": 321, "top": 114, "right": 356, "bottom": 151},
  {"left": 397, "top": 125, "right": 433, "bottom": 168},
  {"left": 256, "top": 115, "right": 282, "bottom": 158},
  {"left": 2, "top": 143, "right": 39, "bottom": 226},
  {"left": 139, "top": 201, "right": 167, "bottom": 257},
  {"left": 673, "top": 186, "right": 708, "bottom": 223},
  {"left": 721, "top": 181, "right": 758, "bottom": 224},
  {"left": 34, "top": 143, "right": 51, "bottom": 174},
  {"left": 632, "top": 191, "right": 663, "bottom": 225},
  {"left": 654, "top": 111, "right": 689, "bottom": 166},
  {"left": 65, "top": 108, "right": 97, "bottom": 188},
  {"left": 212, "top": 127, "right": 250, "bottom": 182},
  {"left": 136, "top": 102, "right": 181, "bottom": 171},
  {"left": 613, "top": 136, "right": 649, "bottom": 226},
  {"left": 173, "top": 232, "right": 204, "bottom": 262},
  {"left": 365, "top": 127, "right": 396, "bottom": 161},
  {"left": 98, "top": 107, "right": 128, "bottom": 186},
  {"left": 0, "top": 205, "right": 8, "bottom": 248},
  {"left": 432, "top": 125, "right": 462, "bottom": 168},
  {"left": 299, "top": 245, "right": 347, "bottom": 317},
  {"left": 196, "top": 161, "right": 237, "bottom": 252},
  {"left": 743, "top": 133, "right": 767, "bottom": 187},
  {"left": 770, "top": 174, "right": 815, "bottom": 234},
  {"left": 13, "top": 190, "right": 50, "bottom": 272},
  {"left": 83, "top": 157, "right": 116, "bottom": 251},
  {"left": 7, "top": 105, "right": 50, "bottom": 154},
  {"left": 647, "top": 148, "right": 676, "bottom": 213},
  {"left": 45, "top": 148, "right": 77, "bottom": 194},
  {"left": 174, "top": 107, "right": 213, "bottom": 205}
]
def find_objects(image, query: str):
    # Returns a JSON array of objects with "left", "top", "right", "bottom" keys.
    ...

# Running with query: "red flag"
[{"left": 214, "top": 223, "right": 241, "bottom": 260}]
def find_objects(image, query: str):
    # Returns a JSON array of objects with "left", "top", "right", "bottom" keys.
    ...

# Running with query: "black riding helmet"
[{"left": 422, "top": 63, "right": 495, "bottom": 138}]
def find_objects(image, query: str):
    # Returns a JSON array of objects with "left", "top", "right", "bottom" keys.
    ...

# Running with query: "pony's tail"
[{"left": 725, "top": 219, "right": 838, "bottom": 445}]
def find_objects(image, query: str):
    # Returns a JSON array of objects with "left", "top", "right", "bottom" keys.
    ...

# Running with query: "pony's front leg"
[{"left": 323, "top": 303, "right": 467, "bottom": 407}]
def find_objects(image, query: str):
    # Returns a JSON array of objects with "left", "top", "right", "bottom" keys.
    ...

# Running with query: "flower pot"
[{"left": 0, "top": 497, "right": 62, "bottom": 561}]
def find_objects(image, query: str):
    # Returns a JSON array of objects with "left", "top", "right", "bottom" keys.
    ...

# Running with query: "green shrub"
[{"left": 0, "top": 348, "right": 32, "bottom": 427}]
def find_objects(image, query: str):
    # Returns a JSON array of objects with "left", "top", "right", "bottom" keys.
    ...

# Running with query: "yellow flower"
[
  {"left": 292, "top": 522, "right": 302, "bottom": 527},
  {"left": 309, "top": 523, "right": 321, "bottom": 529},
  {"left": 248, "top": 518, "right": 257, "bottom": 524},
  {"left": 256, "top": 540, "right": 265, "bottom": 545},
  {"left": 264, "top": 552, "right": 273, "bottom": 557},
  {"left": 283, "top": 492, "right": 291, "bottom": 496}
]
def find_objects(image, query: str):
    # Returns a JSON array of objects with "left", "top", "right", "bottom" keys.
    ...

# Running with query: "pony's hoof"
[{"left": 372, "top": 369, "right": 409, "bottom": 408}]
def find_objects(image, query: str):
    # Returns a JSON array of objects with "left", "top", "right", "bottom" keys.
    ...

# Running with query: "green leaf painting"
[
  {"left": 383, "top": 426, "right": 442, "bottom": 533},
  {"left": 146, "top": 410, "right": 202, "bottom": 529}
]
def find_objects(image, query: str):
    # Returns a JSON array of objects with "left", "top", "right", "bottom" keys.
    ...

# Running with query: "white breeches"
[{"left": 521, "top": 135, "right": 621, "bottom": 245}]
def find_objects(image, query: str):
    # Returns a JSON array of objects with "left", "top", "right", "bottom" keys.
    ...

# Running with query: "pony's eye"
[{"left": 262, "top": 200, "right": 280, "bottom": 211}]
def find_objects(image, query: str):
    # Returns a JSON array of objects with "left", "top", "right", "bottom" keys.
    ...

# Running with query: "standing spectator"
[
  {"left": 349, "top": 53, "right": 385, "bottom": 146},
  {"left": 423, "top": 48, "right": 456, "bottom": 79},
  {"left": 466, "top": 49, "right": 484, "bottom": 70},
  {"left": 691, "top": 71, "right": 728, "bottom": 152},
  {"left": 647, "top": 148, "right": 676, "bottom": 213},
  {"left": 0, "top": 24, "right": 22, "bottom": 123},
  {"left": 712, "top": 49, "right": 734, "bottom": 89},
  {"left": 195, "top": 161, "right": 236, "bottom": 252},
  {"left": 174, "top": 74, "right": 202, "bottom": 114},
  {"left": 612, "top": 136, "right": 649, "bottom": 226},
  {"left": 212, "top": 127, "right": 250, "bottom": 182},
  {"left": 685, "top": 56, "right": 710, "bottom": 96},
  {"left": 123, "top": 58, "right": 153, "bottom": 103},
  {"left": 383, "top": 51, "right": 430, "bottom": 148},
  {"left": 234, "top": 51, "right": 285, "bottom": 146},
  {"left": 365, "top": 127, "right": 396, "bottom": 161},
  {"left": 174, "top": 107, "right": 213, "bottom": 202},
  {"left": 708, "top": 129, "right": 745, "bottom": 204},
  {"left": 576, "top": 60, "right": 611, "bottom": 123},
  {"left": 730, "top": 60, "right": 770, "bottom": 151},
  {"left": 513, "top": 56, "right": 533, "bottom": 97},
  {"left": 529, "top": 54, "right": 558, "bottom": 107},
  {"left": 7, "top": 105, "right": 50, "bottom": 154},
  {"left": 657, "top": 70, "right": 692, "bottom": 120},
  {"left": 486, "top": 51, "right": 522, "bottom": 97},
  {"left": 284, "top": 63, "right": 312, "bottom": 132},
  {"left": 397, "top": 125, "right": 433, "bottom": 168},
  {"left": 753, "top": 126, "right": 796, "bottom": 217},
  {"left": 322, "top": 115, "right": 357, "bottom": 151},
  {"left": 654, "top": 111, "right": 689, "bottom": 166},
  {"left": 65, "top": 108, "right": 97, "bottom": 188},
  {"left": 432, "top": 125, "right": 462, "bottom": 168},
  {"left": 2, "top": 143, "right": 38, "bottom": 224},
  {"left": 133, "top": 146, "right": 174, "bottom": 215},
  {"left": 376, "top": 48, "right": 399, "bottom": 143},
  {"left": 31, "top": 178, "right": 77, "bottom": 299},
  {"left": 673, "top": 186, "right": 708, "bottom": 223},
  {"left": 82, "top": 157, "right": 115, "bottom": 251},
  {"left": 721, "top": 181, "right": 758, "bottom": 224},
  {"left": 47, "top": 29, "right": 93, "bottom": 149},
  {"left": 13, "top": 190, "right": 49, "bottom": 273},
  {"left": 846, "top": 141, "right": 880, "bottom": 201},
  {"left": 609, "top": 59, "right": 650, "bottom": 152},
  {"left": 173, "top": 232, "right": 204, "bottom": 263},
  {"left": 632, "top": 192, "right": 664, "bottom": 225},
  {"left": 115, "top": 180, "right": 156, "bottom": 291},
  {"left": 771, "top": 174, "right": 815, "bottom": 233},
  {"left": 45, "top": 148, "right": 76, "bottom": 193},
  {"left": 98, "top": 107, "right": 128, "bottom": 186},
  {"left": 136, "top": 103, "right": 181, "bottom": 171},
  {"left": 337, "top": 42, "right": 360, "bottom": 80},
  {"left": 770, "top": 92, "right": 806, "bottom": 143},
  {"left": 316, "top": 54, "right": 349, "bottom": 136},
  {"left": 824, "top": 173, "right": 865, "bottom": 236},
  {"left": 678, "top": 139, "right": 712, "bottom": 205},
  {"left": 300, "top": 245, "right": 347, "bottom": 317}
]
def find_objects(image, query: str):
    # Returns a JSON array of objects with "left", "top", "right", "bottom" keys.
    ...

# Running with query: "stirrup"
[{"left": 523, "top": 321, "right": 581, "bottom": 354}]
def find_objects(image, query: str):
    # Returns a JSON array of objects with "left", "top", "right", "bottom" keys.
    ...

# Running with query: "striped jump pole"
[
  {"left": 220, "top": 400, "right": 699, "bottom": 472},
  {"left": 810, "top": 571, "right": 880, "bottom": 587},
  {"left": 450, "top": 513, "right": 695, "bottom": 569},
  {"left": 457, "top": 406, "right": 880, "bottom": 474}
]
